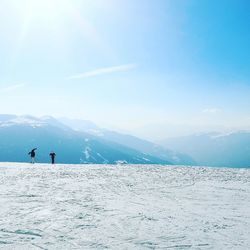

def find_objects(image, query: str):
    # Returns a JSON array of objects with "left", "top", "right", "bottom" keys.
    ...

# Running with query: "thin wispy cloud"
[
  {"left": 67, "top": 63, "right": 137, "bottom": 80},
  {"left": 202, "top": 108, "right": 222, "bottom": 114},
  {"left": 0, "top": 83, "right": 27, "bottom": 93}
]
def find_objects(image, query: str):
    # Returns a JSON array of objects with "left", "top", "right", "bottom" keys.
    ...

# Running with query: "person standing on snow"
[
  {"left": 49, "top": 151, "right": 56, "bottom": 164},
  {"left": 28, "top": 148, "right": 37, "bottom": 164}
]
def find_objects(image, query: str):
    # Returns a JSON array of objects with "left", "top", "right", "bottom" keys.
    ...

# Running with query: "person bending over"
[{"left": 28, "top": 148, "right": 37, "bottom": 164}]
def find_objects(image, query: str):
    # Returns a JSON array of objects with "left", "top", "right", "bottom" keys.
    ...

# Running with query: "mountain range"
[
  {"left": 1, "top": 114, "right": 249, "bottom": 167},
  {"left": 159, "top": 132, "right": 250, "bottom": 168},
  {"left": 0, "top": 114, "right": 195, "bottom": 165}
]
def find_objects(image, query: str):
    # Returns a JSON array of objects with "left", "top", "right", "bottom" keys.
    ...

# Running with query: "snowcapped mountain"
[
  {"left": 0, "top": 115, "right": 171, "bottom": 164},
  {"left": 58, "top": 117, "right": 196, "bottom": 165},
  {"left": 0, "top": 115, "right": 45, "bottom": 127},
  {"left": 159, "top": 132, "right": 250, "bottom": 167}
]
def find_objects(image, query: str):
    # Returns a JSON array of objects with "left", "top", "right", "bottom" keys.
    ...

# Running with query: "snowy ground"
[{"left": 0, "top": 163, "right": 249, "bottom": 249}]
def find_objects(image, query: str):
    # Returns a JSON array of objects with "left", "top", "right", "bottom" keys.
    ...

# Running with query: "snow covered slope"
[{"left": 0, "top": 163, "right": 249, "bottom": 249}]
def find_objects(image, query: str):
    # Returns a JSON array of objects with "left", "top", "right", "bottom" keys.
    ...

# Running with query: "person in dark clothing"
[
  {"left": 28, "top": 148, "right": 37, "bottom": 164},
  {"left": 49, "top": 151, "right": 56, "bottom": 164}
]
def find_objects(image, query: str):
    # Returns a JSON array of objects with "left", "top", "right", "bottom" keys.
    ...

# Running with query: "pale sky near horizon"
[{"left": 0, "top": 0, "right": 250, "bottom": 138}]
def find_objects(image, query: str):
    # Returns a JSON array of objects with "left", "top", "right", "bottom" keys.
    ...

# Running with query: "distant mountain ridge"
[
  {"left": 0, "top": 114, "right": 193, "bottom": 165},
  {"left": 160, "top": 132, "right": 250, "bottom": 168},
  {"left": 59, "top": 117, "right": 196, "bottom": 165}
]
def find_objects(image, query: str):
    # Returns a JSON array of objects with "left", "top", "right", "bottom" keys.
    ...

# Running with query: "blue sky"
[{"left": 0, "top": 0, "right": 249, "bottom": 138}]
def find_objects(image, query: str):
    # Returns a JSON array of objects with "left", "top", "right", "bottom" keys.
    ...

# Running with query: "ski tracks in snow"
[{"left": 0, "top": 163, "right": 249, "bottom": 249}]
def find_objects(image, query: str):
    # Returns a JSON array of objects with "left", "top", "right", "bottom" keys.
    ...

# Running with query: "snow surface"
[{"left": 0, "top": 163, "right": 249, "bottom": 249}]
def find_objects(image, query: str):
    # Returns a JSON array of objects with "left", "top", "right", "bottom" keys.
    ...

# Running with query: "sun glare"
[
  {"left": 23, "top": 0, "right": 71, "bottom": 22},
  {"left": 8, "top": 0, "right": 105, "bottom": 62}
]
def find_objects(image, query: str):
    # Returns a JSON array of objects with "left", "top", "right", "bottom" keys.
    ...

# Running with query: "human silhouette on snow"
[
  {"left": 49, "top": 151, "right": 56, "bottom": 164},
  {"left": 28, "top": 148, "right": 37, "bottom": 164}
]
